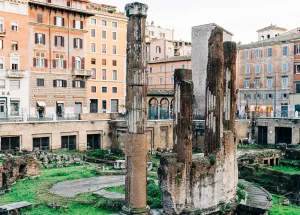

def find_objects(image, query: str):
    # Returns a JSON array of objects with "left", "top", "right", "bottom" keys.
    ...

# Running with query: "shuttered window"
[
  {"left": 10, "top": 80, "right": 20, "bottom": 90},
  {"left": 111, "top": 99, "right": 119, "bottom": 113}
]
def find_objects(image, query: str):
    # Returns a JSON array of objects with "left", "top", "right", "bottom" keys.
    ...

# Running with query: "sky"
[{"left": 92, "top": 0, "right": 300, "bottom": 44}]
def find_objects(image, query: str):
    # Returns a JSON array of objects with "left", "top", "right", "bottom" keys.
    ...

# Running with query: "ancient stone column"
[{"left": 120, "top": 2, "right": 149, "bottom": 215}]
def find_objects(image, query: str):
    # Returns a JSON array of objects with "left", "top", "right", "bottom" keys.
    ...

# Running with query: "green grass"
[
  {"left": 0, "top": 164, "right": 118, "bottom": 215},
  {"left": 270, "top": 194, "right": 300, "bottom": 215},
  {"left": 270, "top": 165, "right": 300, "bottom": 174},
  {"left": 105, "top": 185, "right": 125, "bottom": 194},
  {"left": 237, "top": 144, "right": 271, "bottom": 150},
  {"left": 51, "top": 149, "right": 85, "bottom": 157}
]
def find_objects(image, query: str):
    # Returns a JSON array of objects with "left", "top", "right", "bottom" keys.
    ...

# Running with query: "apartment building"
[
  {"left": 147, "top": 56, "right": 191, "bottom": 89},
  {"left": 145, "top": 21, "right": 174, "bottom": 42},
  {"left": 0, "top": 0, "right": 30, "bottom": 119},
  {"left": 86, "top": 3, "right": 127, "bottom": 113},
  {"left": 28, "top": 0, "right": 94, "bottom": 119},
  {"left": 237, "top": 25, "right": 300, "bottom": 118}
]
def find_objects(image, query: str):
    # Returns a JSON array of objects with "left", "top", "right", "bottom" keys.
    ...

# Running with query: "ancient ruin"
[
  {"left": 158, "top": 24, "right": 238, "bottom": 214},
  {"left": 120, "top": 2, "right": 149, "bottom": 215}
]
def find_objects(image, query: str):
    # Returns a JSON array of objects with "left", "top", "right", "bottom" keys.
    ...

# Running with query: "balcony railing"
[
  {"left": 7, "top": 70, "right": 27, "bottom": 78},
  {"left": 0, "top": 30, "right": 6, "bottom": 37},
  {"left": 71, "top": 68, "right": 91, "bottom": 78}
]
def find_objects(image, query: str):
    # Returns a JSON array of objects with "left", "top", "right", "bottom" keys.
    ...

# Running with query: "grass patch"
[
  {"left": 237, "top": 144, "right": 271, "bottom": 150},
  {"left": 270, "top": 194, "right": 300, "bottom": 215},
  {"left": 270, "top": 165, "right": 300, "bottom": 174},
  {"left": 105, "top": 185, "right": 125, "bottom": 194}
]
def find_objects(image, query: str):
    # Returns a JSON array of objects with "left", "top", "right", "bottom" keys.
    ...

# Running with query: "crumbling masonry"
[
  {"left": 120, "top": 2, "right": 149, "bottom": 215},
  {"left": 158, "top": 24, "right": 238, "bottom": 214}
]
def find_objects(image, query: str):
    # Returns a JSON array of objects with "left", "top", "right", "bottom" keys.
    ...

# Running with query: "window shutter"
[
  {"left": 53, "top": 80, "right": 57, "bottom": 87},
  {"left": 42, "top": 34, "right": 45, "bottom": 45},
  {"left": 33, "top": 58, "right": 36, "bottom": 67},
  {"left": 54, "top": 17, "right": 56, "bottom": 25},
  {"left": 295, "top": 65, "right": 297, "bottom": 74},
  {"left": 72, "top": 56, "right": 75, "bottom": 69},
  {"left": 80, "top": 39, "right": 83, "bottom": 49},
  {"left": 45, "top": 59, "right": 48, "bottom": 68},
  {"left": 81, "top": 57, "right": 85, "bottom": 69},
  {"left": 62, "top": 37, "right": 64, "bottom": 47},
  {"left": 73, "top": 20, "right": 75, "bottom": 28},
  {"left": 54, "top": 36, "right": 57, "bottom": 46},
  {"left": 35, "top": 33, "right": 38, "bottom": 44},
  {"left": 62, "top": 18, "right": 65, "bottom": 26},
  {"left": 80, "top": 21, "right": 83, "bottom": 29},
  {"left": 295, "top": 45, "right": 297, "bottom": 55},
  {"left": 72, "top": 80, "right": 75, "bottom": 88},
  {"left": 63, "top": 80, "right": 67, "bottom": 88},
  {"left": 249, "top": 51, "right": 252, "bottom": 59},
  {"left": 254, "top": 50, "right": 257, "bottom": 59},
  {"left": 52, "top": 59, "right": 56, "bottom": 68},
  {"left": 63, "top": 60, "right": 67, "bottom": 69},
  {"left": 67, "top": 1, "right": 70, "bottom": 6},
  {"left": 73, "top": 38, "right": 76, "bottom": 48},
  {"left": 81, "top": 81, "right": 85, "bottom": 88}
]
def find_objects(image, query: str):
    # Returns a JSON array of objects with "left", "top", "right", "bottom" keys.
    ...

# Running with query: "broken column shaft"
[{"left": 121, "top": 2, "right": 149, "bottom": 215}]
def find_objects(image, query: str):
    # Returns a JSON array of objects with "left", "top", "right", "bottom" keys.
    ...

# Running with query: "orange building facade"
[
  {"left": 86, "top": 3, "right": 127, "bottom": 113},
  {"left": 0, "top": 0, "right": 30, "bottom": 119},
  {"left": 28, "top": 0, "right": 94, "bottom": 119}
]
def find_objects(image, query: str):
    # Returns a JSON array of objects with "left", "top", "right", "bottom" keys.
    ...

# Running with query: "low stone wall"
[
  {"left": 235, "top": 120, "right": 251, "bottom": 144},
  {"left": 79, "top": 113, "right": 117, "bottom": 120}
]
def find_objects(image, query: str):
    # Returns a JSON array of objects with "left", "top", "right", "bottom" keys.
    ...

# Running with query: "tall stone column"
[{"left": 120, "top": 2, "right": 149, "bottom": 215}]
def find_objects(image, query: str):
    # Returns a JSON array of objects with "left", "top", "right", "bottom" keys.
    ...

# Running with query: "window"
[
  {"left": 53, "top": 80, "right": 67, "bottom": 88},
  {"left": 254, "top": 78, "right": 260, "bottom": 88},
  {"left": 254, "top": 49, "right": 263, "bottom": 59},
  {"left": 170, "top": 77, "right": 174, "bottom": 84},
  {"left": 1, "top": 136, "right": 20, "bottom": 151},
  {"left": 74, "top": 38, "right": 82, "bottom": 49},
  {"left": 73, "top": 80, "right": 85, "bottom": 88},
  {"left": 149, "top": 67, "right": 152, "bottom": 73},
  {"left": 102, "top": 87, "right": 107, "bottom": 93},
  {"left": 149, "top": 77, "right": 153, "bottom": 85},
  {"left": 10, "top": 80, "right": 20, "bottom": 90},
  {"left": 255, "top": 64, "right": 260, "bottom": 74},
  {"left": 90, "top": 99, "right": 98, "bottom": 113},
  {"left": 10, "top": 101, "right": 19, "bottom": 116},
  {"left": 112, "top": 70, "right": 117, "bottom": 80},
  {"left": 102, "top": 100, "right": 107, "bottom": 110},
  {"left": 102, "top": 20, "right": 107, "bottom": 26},
  {"left": 102, "top": 44, "right": 107, "bottom": 53},
  {"left": 295, "top": 45, "right": 300, "bottom": 55},
  {"left": 267, "top": 63, "right": 273, "bottom": 73},
  {"left": 91, "top": 29, "right": 95, "bottom": 37},
  {"left": 254, "top": 94, "right": 261, "bottom": 100},
  {"left": 0, "top": 40, "right": 3, "bottom": 49},
  {"left": 91, "top": 58, "right": 96, "bottom": 65},
  {"left": 61, "top": 136, "right": 76, "bottom": 150},
  {"left": 182, "top": 64, "right": 185, "bottom": 69},
  {"left": 11, "top": 41, "right": 18, "bottom": 50},
  {"left": 112, "top": 45, "right": 117, "bottom": 54},
  {"left": 37, "top": 14, "right": 43, "bottom": 23},
  {"left": 75, "top": 57, "right": 81, "bottom": 69},
  {"left": 0, "top": 57, "right": 3, "bottom": 69},
  {"left": 11, "top": 21, "right": 18, "bottom": 31},
  {"left": 112, "top": 22, "right": 117, "bottom": 28},
  {"left": 37, "top": 78, "right": 44, "bottom": 86},
  {"left": 35, "top": 52, "right": 46, "bottom": 67},
  {"left": 282, "top": 93, "right": 289, "bottom": 99},
  {"left": 160, "top": 66, "right": 163, "bottom": 72},
  {"left": 282, "top": 76, "right": 288, "bottom": 87},
  {"left": 91, "top": 68, "right": 96, "bottom": 79},
  {"left": 35, "top": 33, "right": 45, "bottom": 45},
  {"left": 11, "top": 58, "right": 18, "bottom": 70},
  {"left": 0, "top": 79, "right": 5, "bottom": 88},
  {"left": 55, "top": 54, "right": 65, "bottom": 69},
  {"left": 159, "top": 77, "right": 163, "bottom": 84},
  {"left": 244, "top": 79, "right": 250, "bottom": 88},
  {"left": 33, "top": 137, "right": 49, "bottom": 151},
  {"left": 296, "top": 83, "right": 300, "bottom": 93},
  {"left": 74, "top": 20, "right": 82, "bottom": 29},
  {"left": 112, "top": 87, "right": 117, "bottom": 93},
  {"left": 111, "top": 99, "right": 119, "bottom": 113},
  {"left": 171, "top": 65, "right": 174, "bottom": 72},
  {"left": 91, "top": 86, "right": 96, "bottom": 93},
  {"left": 156, "top": 46, "right": 161, "bottom": 53},
  {"left": 102, "top": 59, "right": 106, "bottom": 65},
  {"left": 282, "top": 46, "right": 288, "bottom": 56},
  {"left": 282, "top": 62, "right": 288, "bottom": 72},
  {"left": 55, "top": 36, "right": 64, "bottom": 47},
  {"left": 102, "top": 69, "right": 107, "bottom": 80},
  {"left": 91, "top": 18, "right": 96, "bottom": 25},
  {"left": 244, "top": 50, "right": 251, "bottom": 60},
  {"left": 91, "top": 43, "right": 96, "bottom": 52},
  {"left": 102, "top": 30, "right": 106, "bottom": 39},
  {"left": 54, "top": 17, "right": 64, "bottom": 27},
  {"left": 266, "top": 94, "right": 273, "bottom": 99},
  {"left": 296, "top": 64, "right": 300, "bottom": 74},
  {"left": 112, "top": 32, "right": 117, "bottom": 40},
  {"left": 267, "top": 48, "right": 272, "bottom": 57},
  {"left": 267, "top": 78, "right": 272, "bottom": 88},
  {"left": 0, "top": 19, "right": 3, "bottom": 33},
  {"left": 112, "top": 60, "right": 117, "bottom": 66},
  {"left": 245, "top": 65, "right": 250, "bottom": 74}
]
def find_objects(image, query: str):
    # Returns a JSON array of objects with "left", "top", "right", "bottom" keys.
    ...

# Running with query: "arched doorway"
[
  {"left": 160, "top": 98, "right": 169, "bottom": 119},
  {"left": 148, "top": 98, "right": 158, "bottom": 120}
]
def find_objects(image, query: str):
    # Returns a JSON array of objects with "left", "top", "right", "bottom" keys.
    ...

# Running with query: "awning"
[
  {"left": 56, "top": 101, "right": 64, "bottom": 104},
  {"left": 37, "top": 101, "right": 46, "bottom": 107}
]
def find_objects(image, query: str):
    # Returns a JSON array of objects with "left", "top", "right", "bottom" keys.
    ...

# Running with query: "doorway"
[
  {"left": 56, "top": 102, "right": 64, "bottom": 117},
  {"left": 258, "top": 126, "right": 268, "bottom": 144},
  {"left": 75, "top": 102, "right": 82, "bottom": 119},
  {"left": 0, "top": 101, "right": 5, "bottom": 118},
  {"left": 87, "top": 134, "right": 101, "bottom": 150}
]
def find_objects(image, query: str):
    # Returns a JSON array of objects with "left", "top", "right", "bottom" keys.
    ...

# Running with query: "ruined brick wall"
[{"left": 235, "top": 120, "right": 251, "bottom": 144}]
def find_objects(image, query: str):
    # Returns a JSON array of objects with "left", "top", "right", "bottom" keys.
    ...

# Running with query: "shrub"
[{"left": 208, "top": 155, "right": 216, "bottom": 165}]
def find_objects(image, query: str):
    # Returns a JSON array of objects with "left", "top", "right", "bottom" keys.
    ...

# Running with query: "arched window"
[
  {"left": 160, "top": 98, "right": 169, "bottom": 119},
  {"left": 170, "top": 99, "right": 174, "bottom": 119},
  {"left": 148, "top": 98, "right": 158, "bottom": 120},
  {"left": 75, "top": 57, "right": 81, "bottom": 69},
  {"left": 267, "top": 34, "right": 270, "bottom": 39}
]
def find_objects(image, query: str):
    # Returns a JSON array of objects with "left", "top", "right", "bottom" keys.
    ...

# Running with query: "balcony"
[
  {"left": 0, "top": 30, "right": 6, "bottom": 37},
  {"left": 7, "top": 70, "right": 27, "bottom": 78},
  {"left": 71, "top": 68, "right": 91, "bottom": 79}
]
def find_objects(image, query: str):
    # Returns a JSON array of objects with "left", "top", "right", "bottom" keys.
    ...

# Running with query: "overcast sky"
[{"left": 93, "top": 0, "right": 300, "bottom": 44}]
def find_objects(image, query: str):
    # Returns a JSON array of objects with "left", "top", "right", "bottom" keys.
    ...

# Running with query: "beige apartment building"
[
  {"left": 145, "top": 21, "right": 174, "bottom": 42},
  {"left": 86, "top": 3, "right": 127, "bottom": 113}
]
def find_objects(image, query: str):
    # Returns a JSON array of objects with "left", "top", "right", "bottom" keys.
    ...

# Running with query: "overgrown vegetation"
[
  {"left": 271, "top": 165, "right": 300, "bottom": 174},
  {"left": 208, "top": 154, "right": 216, "bottom": 165},
  {"left": 105, "top": 185, "right": 125, "bottom": 194},
  {"left": 236, "top": 182, "right": 247, "bottom": 203},
  {"left": 237, "top": 144, "right": 272, "bottom": 150},
  {"left": 270, "top": 194, "right": 300, "bottom": 215}
]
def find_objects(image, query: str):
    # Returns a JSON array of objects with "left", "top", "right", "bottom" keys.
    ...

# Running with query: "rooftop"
[
  {"left": 257, "top": 24, "right": 287, "bottom": 32},
  {"left": 148, "top": 55, "right": 191, "bottom": 64}
]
